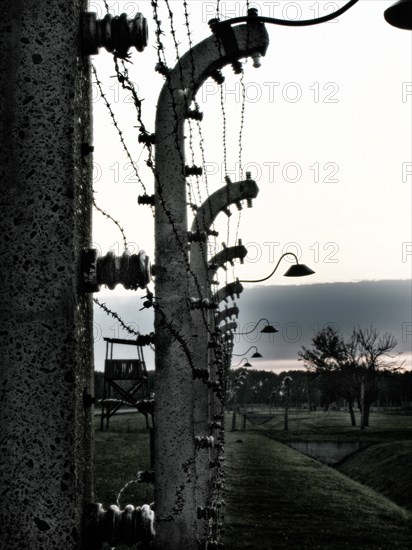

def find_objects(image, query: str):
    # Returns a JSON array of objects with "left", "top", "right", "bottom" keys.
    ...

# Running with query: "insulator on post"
[
  {"left": 155, "top": 62, "right": 171, "bottom": 77},
  {"left": 232, "top": 60, "right": 243, "bottom": 74},
  {"left": 251, "top": 52, "right": 262, "bottom": 68},
  {"left": 197, "top": 506, "right": 218, "bottom": 520},
  {"left": 207, "top": 229, "right": 219, "bottom": 237},
  {"left": 83, "top": 249, "right": 151, "bottom": 292},
  {"left": 185, "top": 165, "right": 203, "bottom": 177},
  {"left": 246, "top": 171, "right": 252, "bottom": 180},
  {"left": 208, "top": 17, "right": 221, "bottom": 32},
  {"left": 188, "top": 231, "right": 208, "bottom": 243},
  {"left": 210, "top": 69, "right": 225, "bottom": 85},
  {"left": 209, "top": 421, "right": 222, "bottom": 430},
  {"left": 193, "top": 368, "right": 209, "bottom": 381},
  {"left": 136, "top": 333, "right": 155, "bottom": 346},
  {"left": 247, "top": 198, "right": 253, "bottom": 208},
  {"left": 84, "top": 503, "right": 155, "bottom": 549},
  {"left": 138, "top": 194, "right": 155, "bottom": 206},
  {"left": 195, "top": 436, "right": 215, "bottom": 449},
  {"left": 81, "top": 12, "right": 148, "bottom": 57},
  {"left": 186, "top": 108, "right": 204, "bottom": 121},
  {"left": 223, "top": 207, "right": 231, "bottom": 217},
  {"left": 235, "top": 201, "right": 242, "bottom": 211},
  {"left": 138, "top": 132, "right": 156, "bottom": 145},
  {"left": 137, "top": 471, "right": 155, "bottom": 484},
  {"left": 224, "top": 175, "right": 232, "bottom": 185}
]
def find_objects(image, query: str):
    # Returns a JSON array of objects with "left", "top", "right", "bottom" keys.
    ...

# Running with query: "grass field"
[{"left": 94, "top": 409, "right": 412, "bottom": 549}]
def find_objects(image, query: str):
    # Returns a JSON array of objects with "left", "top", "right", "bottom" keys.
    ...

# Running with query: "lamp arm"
[
  {"left": 219, "top": 0, "right": 359, "bottom": 27},
  {"left": 234, "top": 317, "right": 271, "bottom": 335},
  {"left": 233, "top": 345, "right": 258, "bottom": 357},
  {"left": 240, "top": 252, "right": 298, "bottom": 283}
]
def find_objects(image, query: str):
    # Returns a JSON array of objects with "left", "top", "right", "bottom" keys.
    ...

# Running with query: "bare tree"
[
  {"left": 299, "top": 325, "right": 401, "bottom": 427},
  {"left": 355, "top": 327, "right": 399, "bottom": 426}
]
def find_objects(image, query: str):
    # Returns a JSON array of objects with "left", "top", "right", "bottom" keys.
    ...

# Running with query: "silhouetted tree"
[{"left": 299, "top": 325, "right": 400, "bottom": 426}]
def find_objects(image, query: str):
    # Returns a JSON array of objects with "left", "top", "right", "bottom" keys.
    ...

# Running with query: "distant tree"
[{"left": 299, "top": 325, "right": 400, "bottom": 427}]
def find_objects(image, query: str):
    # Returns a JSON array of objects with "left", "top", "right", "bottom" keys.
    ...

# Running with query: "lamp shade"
[
  {"left": 251, "top": 351, "right": 263, "bottom": 358},
  {"left": 384, "top": 0, "right": 412, "bottom": 29},
  {"left": 260, "top": 325, "right": 278, "bottom": 333},
  {"left": 284, "top": 263, "right": 315, "bottom": 277}
]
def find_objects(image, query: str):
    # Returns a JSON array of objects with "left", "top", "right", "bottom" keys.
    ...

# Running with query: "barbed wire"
[
  {"left": 91, "top": 63, "right": 149, "bottom": 197},
  {"left": 92, "top": 194, "right": 128, "bottom": 251},
  {"left": 93, "top": 298, "right": 141, "bottom": 336}
]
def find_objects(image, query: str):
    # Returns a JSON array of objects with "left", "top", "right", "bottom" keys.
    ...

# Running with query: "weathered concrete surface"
[
  {"left": 154, "top": 21, "right": 269, "bottom": 550},
  {"left": 0, "top": 1, "right": 93, "bottom": 548}
]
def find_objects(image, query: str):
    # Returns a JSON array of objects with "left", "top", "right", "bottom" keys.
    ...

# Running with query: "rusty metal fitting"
[
  {"left": 81, "top": 12, "right": 148, "bottom": 57},
  {"left": 84, "top": 503, "right": 155, "bottom": 549},
  {"left": 138, "top": 194, "right": 155, "bottom": 206},
  {"left": 185, "top": 165, "right": 203, "bottom": 177},
  {"left": 195, "top": 436, "right": 215, "bottom": 449}
]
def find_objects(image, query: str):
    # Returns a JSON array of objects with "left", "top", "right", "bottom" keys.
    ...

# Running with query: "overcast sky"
[
  {"left": 90, "top": 1, "right": 411, "bottom": 368},
  {"left": 91, "top": 0, "right": 411, "bottom": 286}
]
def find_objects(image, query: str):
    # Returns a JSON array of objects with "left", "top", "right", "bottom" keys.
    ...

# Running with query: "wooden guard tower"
[{"left": 101, "top": 337, "right": 152, "bottom": 429}]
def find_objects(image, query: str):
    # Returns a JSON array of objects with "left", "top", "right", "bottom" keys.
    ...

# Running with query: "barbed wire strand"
[{"left": 92, "top": 195, "right": 128, "bottom": 251}]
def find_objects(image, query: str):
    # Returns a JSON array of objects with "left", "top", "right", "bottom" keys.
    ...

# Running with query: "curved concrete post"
[
  {"left": 189, "top": 178, "right": 257, "bottom": 539},
  {"left": 209, "top": 244, "right": 248, "bottom": 272},
  {"left": 215, "top": 305, "right": 240, "bottom": 326},
  {"left": 154, "top": 20, "right": 269, "bottom": 550},
  {"left": 0, "top": 1, "right": 93, "bottom": 548}
]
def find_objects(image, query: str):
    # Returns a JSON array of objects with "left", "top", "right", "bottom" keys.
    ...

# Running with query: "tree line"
[
  {"left": 228, "top": 325, "right": 411, "bottom": 427},
  {"left": 94, "top": 325, "right": 411, "bottom": 426}
]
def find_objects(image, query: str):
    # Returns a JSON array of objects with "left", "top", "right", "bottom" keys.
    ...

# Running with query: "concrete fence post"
[
  {"left": 154, "top": 20, "right": 269, "bottom": 550},
  {"left": 0, "top": 1, "right": 93, "bottom": 547}
]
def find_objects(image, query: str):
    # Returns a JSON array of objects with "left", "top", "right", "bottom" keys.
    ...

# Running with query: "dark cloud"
[
  {"left": 93, "top": 280, "right": 412, "bottom": 371},
  {"left": 233, "top": 280, "right": 412, "bottom": 366}
]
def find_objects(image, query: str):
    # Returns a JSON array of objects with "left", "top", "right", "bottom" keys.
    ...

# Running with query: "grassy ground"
[
  {"left": 94, "top": 413, "right": 154, "bottom": 509},
  {"left": 94, "top": 410, "right": 412, "bottom": 549},
  {"left": 243, "top": 409, "right": 412, "bottom": 443},
  {"left": 337, "top": 440, "right": 412, "bottom": 511},
  {"left": 223, "top": 430, "right": 412, "bottom": 549}
]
